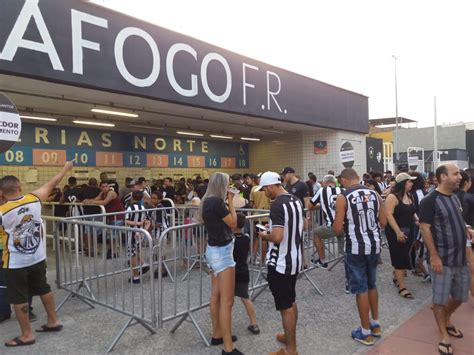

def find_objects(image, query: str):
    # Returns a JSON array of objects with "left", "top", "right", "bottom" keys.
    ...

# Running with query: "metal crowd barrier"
[
  {"left": 42, "top": 202, "right": 106, "bottom": 253},
  {"left": 47, "top": 202, "right": 347, "bottom": 352},
  {"left": 54, "top": 217, "right": 156, "bottom": 353}
]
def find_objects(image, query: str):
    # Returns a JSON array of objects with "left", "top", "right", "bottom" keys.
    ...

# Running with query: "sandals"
[
  {"left": 438, "top": 342, "right": 453, "bottom": 355},
  {"left": 446, "top": 325, "right": 463, "bottom": 338},
  {"left": 247, "top": 324, "right": 260, "bottom": 335},
  {"left": 36, "top": 324, "right": 63, "bottom": 332},
  {"left": 5, "top": 337, "right": 35, "bottom": 347},
  {"left": 398, "top": 288, "right": 414, "bottom": 299}
]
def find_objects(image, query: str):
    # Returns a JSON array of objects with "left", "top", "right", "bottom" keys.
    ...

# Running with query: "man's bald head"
[
  {"left": 340, "top": 168, "right": 359, "bottom": 181},
  {"left": 339, "top": 168, "right": 360, "bottom": 189}
]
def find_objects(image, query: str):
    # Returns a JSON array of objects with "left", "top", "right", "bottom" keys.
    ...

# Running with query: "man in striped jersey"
[
  {"left": 122, "top": 180, "right": 151, "bottom": 209},
  {"left": 309, "top": 175, "right": 344, "bottom": 269},
  {"left": 334, "top": 168, "right": 387, "bottom": 346},
  {"left": 256, "top": 171, "right": 303, "bottom": 355},
  {"left": 419, "top": 164, "right": 472, "bottom": 355}
]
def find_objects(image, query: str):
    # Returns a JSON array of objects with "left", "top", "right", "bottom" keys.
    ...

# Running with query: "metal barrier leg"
[
  {"left": 161, "top": 261, "right": 175, "bottom": 283},
  {"left": 327, "top": 255, "right": 345, "bottom": 271},
  {"left": 105, "top": 316, "right": 156, "bottom": 354},
  {"left": 169, "top": 313, "right": 210, "bottom": 347},
  {"left": 181, "top": 258, "right": 199, "bottom": 281},
  {"left": 299, "top": 270, "right": 323, "bottom": 296},
  {"left": 56, "top": 281, "right": 96, "bottom": 312},
  {"left": 250, "top": 283, "right": 268, "bottom": 302}
]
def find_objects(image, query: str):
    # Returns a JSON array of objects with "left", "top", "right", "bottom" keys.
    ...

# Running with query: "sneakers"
[
  {"left": 422, "top": 273, "right": 431, "bottom": 283},
  {"left": 351, "top": 327, "right": 375, "bottom": 346},
  {"left": 370, "top": 322, "right": 382, "bottom": 337},
  {"left": 311, "top": 258, "right": 328, "bottom": 269},
  {"left": 29, "top": 310, "right": 38, "bottom": 322}
]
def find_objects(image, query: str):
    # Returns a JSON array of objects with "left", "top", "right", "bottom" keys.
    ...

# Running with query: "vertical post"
[
  {"left": 392, "top": 55, "right": 399, "bottom": 164},
  {"left": 433, "top": 96, "right": 438, "bottom": 170}
]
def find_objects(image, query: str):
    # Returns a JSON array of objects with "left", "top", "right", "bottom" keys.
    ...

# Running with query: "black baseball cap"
[{"left": 281, "top": 167, "right": 295, "bottom": 175}]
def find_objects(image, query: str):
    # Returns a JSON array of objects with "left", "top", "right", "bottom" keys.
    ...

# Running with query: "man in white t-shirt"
[{"left": 0, "top": 161, "right": 73, "bottom": 347}]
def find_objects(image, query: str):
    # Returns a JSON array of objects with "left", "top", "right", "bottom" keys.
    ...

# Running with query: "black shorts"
[
  {"left": 4, "top": 260, "right": 51, "bottom": 305},
  {"left": 267, "top": 266, "right": 297, "bottom": 311},
  {"left": 234, "top": 280, "right": 249, "bottom": 299}
]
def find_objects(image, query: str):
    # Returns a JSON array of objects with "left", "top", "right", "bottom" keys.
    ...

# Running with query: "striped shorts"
[{"left": 431, "top": 265, "right": 471, "bottom": 305}]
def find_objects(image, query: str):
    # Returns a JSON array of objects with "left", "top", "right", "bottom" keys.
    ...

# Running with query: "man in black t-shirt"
[
  {"left": 282, "top": 167, "right": 309, "bottom": 209},
  {"left": 419, "top": 164, "right": 472, "bottom": 354},
  {"left": 79, "top": 178, "right": 101, "bottom": 215},
  {"left": 61, "top": 177, "right": 83, "bottom": 216},
  {"left": 160, "top": 177, "right": 176, "bottom": 201}
]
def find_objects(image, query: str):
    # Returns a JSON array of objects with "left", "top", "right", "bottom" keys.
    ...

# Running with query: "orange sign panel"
[
  {"left": 32, "top": 149, "right": 66, "bottom": 166},
  {"left": 95, "top": 152, "right": 123, "bottom": 166},
  {"left": 187, "top": 155, "right": 205, "bottom": 168}
]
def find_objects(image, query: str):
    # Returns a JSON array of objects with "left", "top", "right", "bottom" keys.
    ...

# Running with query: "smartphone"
[{"left": 256, "top": 223, "right": 269, "bottom": 231}]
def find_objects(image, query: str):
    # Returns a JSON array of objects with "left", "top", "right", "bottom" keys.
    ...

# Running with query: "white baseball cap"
[
  {"left": 254, "top": 171, "right": 281, "bottom": 191},
  {"left": 395, "top": 172, "right": 417, "bottom": 184}
]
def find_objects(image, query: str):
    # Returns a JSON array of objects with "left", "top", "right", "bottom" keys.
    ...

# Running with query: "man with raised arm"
[{"left": 0, "top": 161, "right": 73, "bottom": 347}]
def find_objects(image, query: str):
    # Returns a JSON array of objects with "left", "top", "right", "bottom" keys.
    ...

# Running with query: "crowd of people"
[{"left": 0, "top": 162, "right": 473, "bottom": 355}]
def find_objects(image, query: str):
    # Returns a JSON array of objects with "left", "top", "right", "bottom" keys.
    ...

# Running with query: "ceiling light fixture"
[
  {"left": 210, "top": 134, "right": 233, "bottom": 139},
  {"left": 176, "top": 131, "right": 204, "bottom": 137},
  {"left": 91, "top": 108, "right": 139, "bottom": 118},
  {"left": 73, "top": 120, "right": 115, "bottom": 127},
  {"left": 240, "top": 137, "right": 261, "bottom": 141},
  {"left": 130, "top": 124, "right": 164, "bottom": 131},
  {"left": 20, "top": 115, "right": 57, "bottom": 122}
]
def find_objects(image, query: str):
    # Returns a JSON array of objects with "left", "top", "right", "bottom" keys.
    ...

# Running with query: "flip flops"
[
  {"left": 5, "top": 336, "right": 35, "bottom": 347},
  {"left": 398, "top": 288, "right": 414, "bottom": 299},
  {"left": 438, "top": 342, "right": 453, "bottom": 355},
  {"left": 446, "top": 325, "right": 463, "bottom": 338},
  {"left": 36, "top": 324, "right": 63, "bottom": 332}
]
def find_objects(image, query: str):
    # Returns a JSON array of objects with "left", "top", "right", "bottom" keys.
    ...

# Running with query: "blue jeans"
[{"left": 345, "top": 253, "right": 379, "bottom": 294}]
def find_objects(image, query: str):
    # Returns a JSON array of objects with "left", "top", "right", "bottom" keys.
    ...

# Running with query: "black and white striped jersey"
[
  {"left": 148, "top": 203, "right": 170, "bottom": 231},
  {"left": 144, "top": 185, "right": 152, "bottom": 196},
  {"left": 341, "top": 185, "right": 382, "bottom": 256},
  {"left": 266, "top": 193, "right": 304, "bottom": 275},
  {"left": 310, "top": 186, "right": 344, "bottom": 226},
  {"left": 125, "top": 203, "right": 148, "bottom": 226},
  {"left": 122, "top": 190, "right": 150, "bottom": 209}
]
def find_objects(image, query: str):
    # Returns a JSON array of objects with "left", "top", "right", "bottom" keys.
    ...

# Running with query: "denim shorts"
[
  {"left": 345, "top": 253, "right": 379, "bottom": 294},
  {"left": 205, "top": 241, "right": 236, "bottom": 276}
]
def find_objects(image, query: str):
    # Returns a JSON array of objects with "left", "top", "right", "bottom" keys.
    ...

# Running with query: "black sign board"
[
  {"left": 0, "top": 0, "right": 369, "bottom": 134},
  {"left": 366, "top": 137, "right": 384, "bottom": 173}
]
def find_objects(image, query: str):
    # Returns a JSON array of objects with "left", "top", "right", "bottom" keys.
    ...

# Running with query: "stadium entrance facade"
[{"left": 1, "top": 0, "right": 369, "bottom": 187}]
